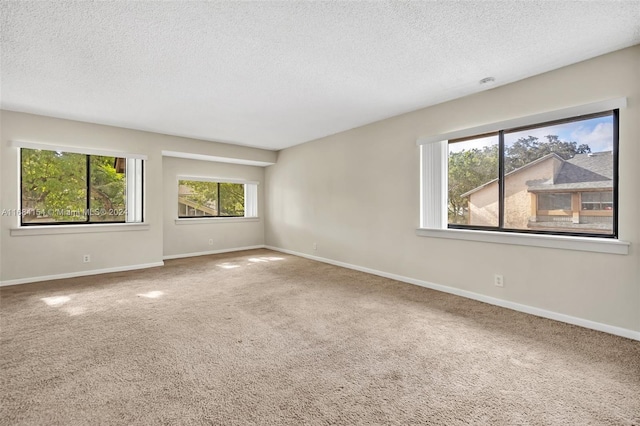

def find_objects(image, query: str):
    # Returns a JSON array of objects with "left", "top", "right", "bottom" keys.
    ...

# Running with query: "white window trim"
[
  {"left": 417, "top": 98, "right": 630, "bottom": 255},
  {"left": 11, "top": 223, "right": 150, "bottom": 236},
  {"left": 174, "top": 217, "right": 260, "bottom": 225},
  {"left": 416, "top": 228, "right": 629, "bottom": 255}
]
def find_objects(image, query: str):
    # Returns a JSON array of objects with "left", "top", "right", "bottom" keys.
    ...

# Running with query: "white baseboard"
[
  {"left": 265, "top": 245, "right": 640, "bottom": 342},
  {"left": 0, "top": 245, "right": 266, "bottom": 287},
  {"left": 0, "top": 261, "right": 165, "bottom": 287},
  {"left": 163, "top": 245, "right": 266, "bottom": 260}
]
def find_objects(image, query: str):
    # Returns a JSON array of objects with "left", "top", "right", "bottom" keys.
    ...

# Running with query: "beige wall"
[
  {"left": 265, "top": 46, "right": 640, "bottom": 333},
  {"left": 162, "top": 156, "right": 265, "bottom": 257},
  {"left": 0, "top": 111, "right": 274, "bottom": 282}
]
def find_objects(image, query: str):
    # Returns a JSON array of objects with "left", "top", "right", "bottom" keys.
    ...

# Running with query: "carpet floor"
[{"left": 1, "top": 249, "right": 639, "bottom": 425}]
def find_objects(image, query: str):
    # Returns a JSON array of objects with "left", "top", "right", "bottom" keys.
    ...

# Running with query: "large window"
[
  {"left": 418, "top": 105, "right": 626, "bottom": 241},
  {"left": 419, "top": 99, "right": 627, "bottom": 253},
  {"left": 20, "top": 148, "right": 144, "bottom": 225},
  {"left": 178, "top": 178, "right": 258, "bottom": 218},
  {"left": 444, "top": 110, "right": 617, "bottom": 237}
]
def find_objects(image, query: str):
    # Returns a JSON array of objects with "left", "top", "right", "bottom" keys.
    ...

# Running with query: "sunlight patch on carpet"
[
  {"left": 138, "top": 291, "right": 165, "bottom": 299},
  {"left": 41, "top": 295, "right": 71, "bottom": 307},
  {"left": 249, "top": 256, "right": 285, "bottom": 262},
  {"left": 218, "top": 263, "right": 241, "bottom": 269}
]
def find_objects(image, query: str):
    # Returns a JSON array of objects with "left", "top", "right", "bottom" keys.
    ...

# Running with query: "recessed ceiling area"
[{"left": 1, "top": 1, "right": 639, "bottom": 151}]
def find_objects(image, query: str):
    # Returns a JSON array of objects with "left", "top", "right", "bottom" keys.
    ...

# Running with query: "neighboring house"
[{"left": 462, "top": 152, "right": 613, "bottom": 234}]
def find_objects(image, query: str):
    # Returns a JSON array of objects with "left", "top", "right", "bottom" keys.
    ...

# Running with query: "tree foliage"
[
  {"left": 448, "top": 135, "right": 590, "bottom": 223},
  {"left": 21, "top": 149, "right": 125, "bottom": 222},
  {"left": 505, "top": 135, "right": 590, "bottom": 173},
  {"left": 179, "top": 180, "right": 244, "bottom": 216},
  {"left": 90, "top": 156, "right": 126, "bottom": 221},
  {"left": 218, "top": 183, "right": 244, "bottom": 216},
  {"left": 448, "top": 145, "right": 497, "bottom": 223}
]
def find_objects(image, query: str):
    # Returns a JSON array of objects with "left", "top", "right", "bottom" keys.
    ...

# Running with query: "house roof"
[
  {"left": 527, "top": 181, "right": 612, "bottom": 192},
  {"left": 462, "top": 151, "right": 613, "bottom": 197},
  {"left": 528, "top": 152, "right": 612, "bottom": 192},
  {"left": 460, "top": 153, "right": 563, "bottom": 198}
]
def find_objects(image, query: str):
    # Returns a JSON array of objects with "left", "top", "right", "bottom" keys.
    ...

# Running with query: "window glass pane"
[
  {"left": 219, "top": 183, "right": 245, "bottom": 217},
  {"left": 538, "top": 193, "right": 572, "bottom": 210},
  {"left": 178, "top": 180, "right": 219, "bottom": 217},
  {"left": 89, "top": 155, "right": 126, "bottom": 222},
  {"left": 504, "top": 114, "right": 614, "bottom": 234},
  {"left": 581, "top": 191, "right": 613, "bottom": 211},
  {"left": 21, "top": 149, "right": 87, "bottom": 223},
  {"left": 448, "top": 135, "right": 499, "bottom": 227}
]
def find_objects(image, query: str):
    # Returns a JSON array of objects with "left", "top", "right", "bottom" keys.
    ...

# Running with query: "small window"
[
  {"left": 20, "top": 148, "right": 143, "bottom": 225},
  {"left": 178, "top": 179, "right": 258, "bottom": 218},
  {"left": 538, "top": 193, "right": 572, "bottom": 211},
  {"left": 581, "top": 192, "right": 613, "bottom": 211}
]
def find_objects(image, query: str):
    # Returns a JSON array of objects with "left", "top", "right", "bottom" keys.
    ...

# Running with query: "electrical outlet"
[
  {"left": 494, "top": 274, "right": 504, "bottom": 287},
  {"left": 83, "top": 254, "right": 91, "bottom": 263},
  {"left": 208, "top": 239, "right": 214, "bottom": 245},
  {"left": 313, "top": 242, "right": 317, "bottom": 251}
]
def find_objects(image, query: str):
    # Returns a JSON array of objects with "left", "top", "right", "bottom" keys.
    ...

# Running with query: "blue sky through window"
[
  {"left": 449, "top": 115, "right": 613, "bottom": 154},
  {"left": 505, "top": 115, "right": 613, "bottom": 153}
]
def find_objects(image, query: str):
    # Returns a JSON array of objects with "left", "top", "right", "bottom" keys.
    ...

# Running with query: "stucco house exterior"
[{"left": 461, "top": 152, "right": 614, "bottom": 234}]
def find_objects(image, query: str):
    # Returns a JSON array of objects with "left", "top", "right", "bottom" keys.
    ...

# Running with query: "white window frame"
[
  {"left": 10, "top": 140, "right": 146, "bottom": 235},
  {"left": 175, "top": 176, "right": 259, "bottom": 224},
  {"left": 416, "top": 98, "right": 630, "bottom": 255}
]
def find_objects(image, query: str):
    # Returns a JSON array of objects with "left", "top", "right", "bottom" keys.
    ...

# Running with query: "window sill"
[
  {"left": 416, "top": 228, "right": 629, "bottom": 255},
  {"left": 174, "top": 217, "right": 260, "bottom": 225},
  {"left": 11, "top": 223, "right": 150, "bottom": 237}
]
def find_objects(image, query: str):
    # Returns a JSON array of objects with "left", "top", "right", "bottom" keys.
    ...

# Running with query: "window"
[
  {"left": 20, "top": 148, "right": 144, "bottom": 225},
  {"left": 446, "top": 111, "right": 617, "bottom": 236},
  {"left": 538, "top": 193, "right": 572, "bottom": 211},
  {"left": 178, "top": 178, "right": 258, "bottom": 218},
  {"left": 419, "top": 100, "right": 623, "bottom": 245},
  {"left": 581, "top": 191, "right": 613, "bottom": 211}
]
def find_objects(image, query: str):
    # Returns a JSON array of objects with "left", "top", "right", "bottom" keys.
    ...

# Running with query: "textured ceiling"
[{"left": 1, "top": 1, "right": 639, "bottom": 150}]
